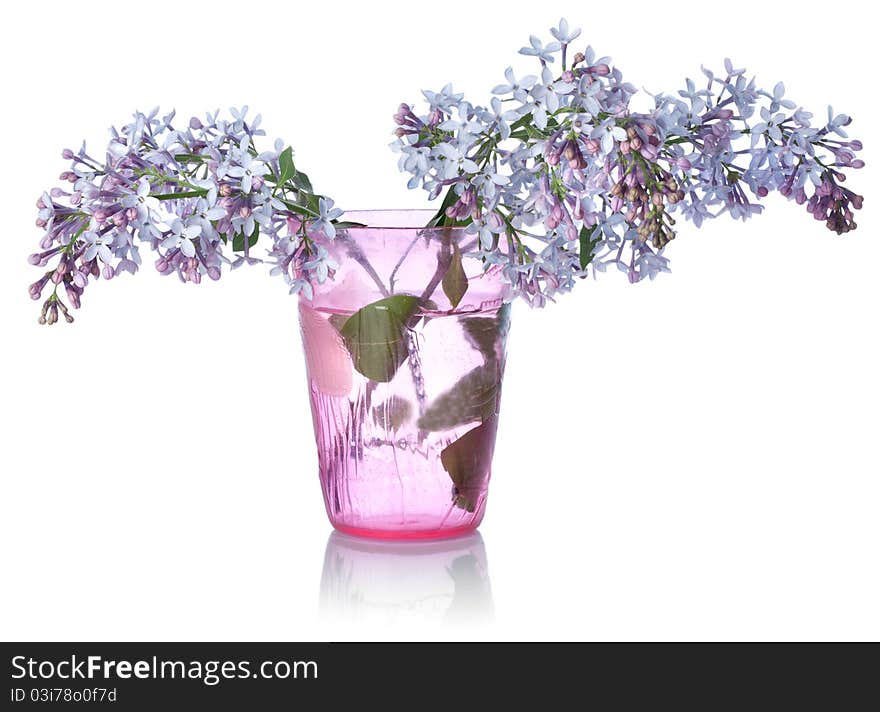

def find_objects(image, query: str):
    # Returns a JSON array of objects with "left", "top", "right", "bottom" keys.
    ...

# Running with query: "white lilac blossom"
[
  {"left": 30, "top": 107, "right": 345, "bottom": 324},
  {"left": 392, "top": 18, "right": 865, "bottom": 305}
]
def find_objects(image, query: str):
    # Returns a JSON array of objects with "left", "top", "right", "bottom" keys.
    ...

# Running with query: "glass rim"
[{"left": 341, "top": 209, "right": 462, "bottom": 231}]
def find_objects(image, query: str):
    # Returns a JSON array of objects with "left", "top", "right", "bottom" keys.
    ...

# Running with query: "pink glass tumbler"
[{"left": 298, "top": 210, "right": 511, "bottom": 539}]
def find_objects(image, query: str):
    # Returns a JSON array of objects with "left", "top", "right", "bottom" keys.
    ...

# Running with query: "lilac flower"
[
  {"left": 635, "top": 251, "right": 671, "bottom": 281},
  {"left": 519, "top": 35, "right": 561, "bottom": 64},
  {"left": 826, "top": 107, "right": 851, "bottom": 137},
  {"left": 591, "top": 120, "right": 627, "bottom": 154},
  {"left": 121, "top": 178, "right": 154, "bottom": 223},
  {"left": 161, "top": 219, "right": 201, "bottom": 257},
  {"left": 288, "top": 278, "right": 313, "bottom": 300},
  {"left": 481, "top": 98, "right": 520, "bottom": 140},
  {"left": 793, "top": 108, "right": 813, "bottom": 128},
  {"left": 390, "top": 17, "right": 864, "bottom": 306},
  {"left": 678, "top": 78, "right": 709, "bottom": 113},
  {"left": 580, "top": 45, "right": 612, "bottom": 71},
  {"left": 491, "top": 67, "right": 538, "bottom": 102},
  {"left": 393, "top": 144, "right": 431, "bottom": 187},
  {"left": 432, "top": 143, "right": 479, "bottom": 179},
  {"left": 751, "top": 107, "right": 785, "bottom": 146},
  {"left": 550, "top": 18, "right": 581, "bottom": 45},
  {"left": 574, "top": 76, "right": 602, "bottom": 116},
  {"left": 192, "top": 194, "right": 226, "bottom": 238},
  {"left": 29, "top": 107, "right": 344, "bottom": 324},
  {"left": 258, "top": 137, "right": 286, "bottom": 163},
  {"left": 438, "top": 102, "right": 484, "bottom": 136},
  {"left": 523, "top": 84, "right": 559, "bottom": 130},
  {"left": 27, "top": 24, "right": 863, "bottom": 328},
  {"left": 766, "top": 82, "right": 796, "bottom": 112},
  {"left": 422, "top": 84, "right": 464, "bottom": 113},
  {"left": 311, "top": 198, "right": 343, "bottom": 239},
  {"left": 302, "top": 244, "right": 337, "bottom": 284},
  {"left": 541, "top": 65, "right": 574, "bottom": 101},
  {"left": 231, "top": 204, "right": 260, "bottom": 242},
  {"left": 229, "top": 105, "right": 264, "bottom": 136},
  {"left": 83, "top": 231, "right": 114, "bottom": 264},
  {"left": 723, "top": 58, "right": 745, "bottom": 77},
  {"left": 36, "top": 192, "right": 56, "bottom": 229},
  {"left": 227, "top": 141, "right": 270, "bottom": 193},
  {"left": 471, "top": 213, "right": 506, "bottom": 250},
  {"left": 471, "top": 168, "right": 509, "bottom": 199}
]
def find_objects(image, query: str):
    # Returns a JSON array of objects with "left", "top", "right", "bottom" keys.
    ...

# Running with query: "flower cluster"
[
  {"left": 30, "top": 107, "right": 344, "bottom": 324},
  {"left": 392, "top": 18, "right": 865, "bottom": 305}
]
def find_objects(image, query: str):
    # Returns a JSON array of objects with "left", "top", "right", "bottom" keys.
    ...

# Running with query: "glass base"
[{"left": 331, "top": 519, "right": 482, "bottom": 541}]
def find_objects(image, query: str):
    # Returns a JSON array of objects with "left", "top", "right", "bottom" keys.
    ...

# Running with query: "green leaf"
[
  {"left": 524, "top": 124, "right": 549, "bottom": 140},
  {"left": 232, "top": 225, "right": 260, "bottom": 252},
  {"left": 328, "top": 313, "right": 349, "bottom": 333},
  {"left": 292, "top": 171, "right": 313, "bottom": 192},
  {"left": 332, "top": 221, "right": 367, "bottom": 230},
  {"left": 173, "top": 153, "right": 206, "bottom": 162},
  {"left": 304, "top": 192, "right": 320, "bottom": 212},
  {"left": 278, "top": 146, "right": 296, "bottom": 186},
  {"left": 417, "top": 365, "right": 500, "bottom": 431},
  {"left": 339, "top": 295, "right": 421, "bottom": 382},
  {"left": 232, "top": 223, "right": 259, "bottom": 252},
  {"left": 461, "top": 303, "right": 511, "bottom": 362},
  {"left": 153, "top": 190, "right": 205, "bottom": 201},
  {"left": 579, "top": 225, "right": 601, "bottom": 270},
  {"left": 284, "top": 202, "right": 315, "bottom": 218},
  {"left": 442, "top": 241, "right": 469, "bottom": 308},
  {"left": 509, "top": 114, "right": 533, "bottom": 132},
  {"left": 371, "top": 396, "right": 413, "bottom": 431},
  {"left": 440, "top": 415, "right": 499, "bottom": 512},
  {"left": 461, "top": 319, "right": 499, "bottom": 362}
]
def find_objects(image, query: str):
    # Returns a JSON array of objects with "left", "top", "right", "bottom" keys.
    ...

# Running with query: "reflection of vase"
[
  {"left": 320, "top": 531, "right": 493, "bottom": 626},
  {"left": 300, "top": 211, "right": 511, "bottom": 540}
]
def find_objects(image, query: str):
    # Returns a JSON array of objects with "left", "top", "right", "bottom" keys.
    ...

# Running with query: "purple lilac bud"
[{"left": 29, "top": 274, "right": 51, "bottom": 300}]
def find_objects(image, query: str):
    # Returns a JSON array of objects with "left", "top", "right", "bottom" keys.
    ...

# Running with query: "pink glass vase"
[{"left": 299, "top": 210, "right": 511, "bottom": 540}]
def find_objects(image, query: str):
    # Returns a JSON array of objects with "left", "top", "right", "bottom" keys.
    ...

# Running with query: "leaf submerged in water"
[
  {"left": 442, "top": 240, "right": 469, "bottom": 308},
  {"left": 440, "top": 415, "right": 499, "bottom": 512},
  {"left": 461, "top": 303, "right": 511, "bottom": 362},
  {"left": 417, "top": 366, "right": 500, "bottom": 431},
  {"left": 418, "top": 304, "right": 510, "bottom": 431},
  {"left": 371, "top": 396, "right": 413, "bottom": 431},
  {"left": 339, "top": 295, "right": 421, "bottom": 382},
  {"left": 328, "top": 313, "right": 348, "bottom": 333}
]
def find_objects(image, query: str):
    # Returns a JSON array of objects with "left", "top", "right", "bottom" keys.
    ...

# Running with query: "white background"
[{"left": 1, "top": 0, "right": 877, "bottom": 641}]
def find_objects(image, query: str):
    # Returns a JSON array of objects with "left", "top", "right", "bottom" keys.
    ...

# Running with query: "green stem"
[{"left": 152, "top": 190, "right": 206, "bottom": 200}]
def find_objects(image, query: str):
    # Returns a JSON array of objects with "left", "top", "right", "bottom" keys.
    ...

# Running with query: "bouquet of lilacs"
[
  {"left": 392, "top": 18, "right": 865, "bottom": 305},
  {"left": 29, "top": 19, "right": 865, "bottom": 323},
  {"left": 29, "top": 107, "right": 346, "bottom": 324}
]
